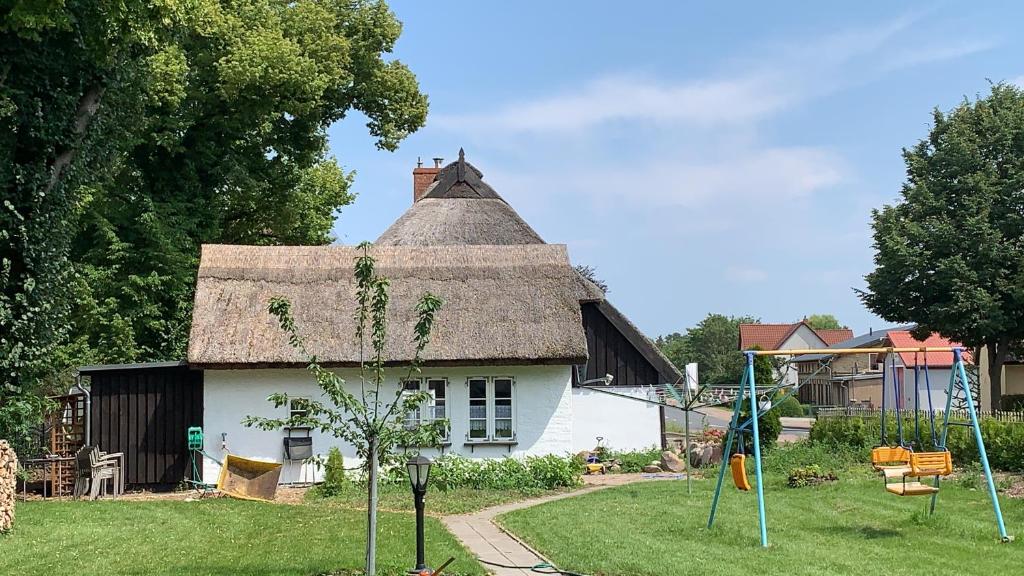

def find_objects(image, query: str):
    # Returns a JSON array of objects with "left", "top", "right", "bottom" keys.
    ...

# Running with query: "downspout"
[{"left": 73, "top": 371, "right": 91, "bottom": 445}]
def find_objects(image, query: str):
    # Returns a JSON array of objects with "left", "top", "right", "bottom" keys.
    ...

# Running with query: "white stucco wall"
[
  {"left": 571, "top": 387, "right": 661, "bottom": 452},
  {"left": 201, "top": 365, "right": 575, "bottom": 483},
  {"left": 777, "top": 326, "right": 828, "bottom": 386},
  {"left": 882, "top": 364, "right": 952, "bottom": 412}
]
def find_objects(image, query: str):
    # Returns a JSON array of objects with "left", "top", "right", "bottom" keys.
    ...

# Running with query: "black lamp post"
[{"left": 406, "top": 454, "right": 433, "bottom": 574}]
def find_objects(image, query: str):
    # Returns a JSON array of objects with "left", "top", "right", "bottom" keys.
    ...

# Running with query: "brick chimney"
[{"left": 413, "top": 157, "right": 442, "bottom": 202}]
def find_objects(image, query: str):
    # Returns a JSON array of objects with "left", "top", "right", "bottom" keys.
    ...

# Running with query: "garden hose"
[{"left": 476, "top": 557, "right": 590, "bottom": 576}]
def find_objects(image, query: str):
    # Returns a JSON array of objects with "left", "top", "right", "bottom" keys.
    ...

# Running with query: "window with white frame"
[
  {"left": 289, "top": 397, "right": 310, "bottom": 420},
  {"left": 466, "top": 376, "right": 516, "bottom": 441},
  {"left": 401, "top": 378, "right": 449, "bottom": 438}
]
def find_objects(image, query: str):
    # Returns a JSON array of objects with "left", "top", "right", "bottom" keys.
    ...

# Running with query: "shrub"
[
  {"left": 312, "top": 447, "right": 349, "bottom": 497},
  {"left": 773, "top": 393, "right": 804, "bottom": 418},
  {"left": 609, "top": 447, "right": 663, "bottom": 473},
  {"left": 730, "top": 406, "right": 781, "bottom": 454},
  {"left": 810, "top": 415, "right": 1024, "bottom": 472},
  {"left": 787, "top": 464, "right": 837, "bottom": 488},
  {"left": 762, "top": 440, "right": 866, "bottom": 474},
  {"left": 426, "top": 454, "right": 582, "bottom": 492}
]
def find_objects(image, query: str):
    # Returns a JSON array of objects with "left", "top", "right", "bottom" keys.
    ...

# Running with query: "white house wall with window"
[{"left": 201, "top": 366, "right": 573, "bottom": 483}]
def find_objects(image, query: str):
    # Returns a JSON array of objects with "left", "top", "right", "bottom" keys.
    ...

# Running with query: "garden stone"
[
  {"left": 642, "top": 464, "right": 663, "bottom": 473},
  {"left": 661, "top": 450, "right": 685, "bottom": 472}
]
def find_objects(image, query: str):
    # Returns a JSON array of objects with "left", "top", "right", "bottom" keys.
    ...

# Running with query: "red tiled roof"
[
  {"left": 739, "top": 323, "right": 801, "bottom": 350},
  {"left": 886, "top": 331, "right": 972, "bottom": 367},
  {"left": 816, "top": 328, "right": 854, "bottom": 346},
  {"left": 739, "top": 322, "right": 854, "bottom": 350}
]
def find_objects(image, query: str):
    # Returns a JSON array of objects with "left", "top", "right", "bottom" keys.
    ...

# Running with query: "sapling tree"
[{"left": 244, "top": 242, "right": 445, "bottom": 576}]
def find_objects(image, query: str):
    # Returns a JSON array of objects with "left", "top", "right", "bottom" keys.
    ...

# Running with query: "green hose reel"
[{"left": 187, "top": 426, "right": 203, "bottom": 450}]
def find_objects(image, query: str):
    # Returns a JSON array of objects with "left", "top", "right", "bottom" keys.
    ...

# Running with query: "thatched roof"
[
  {"left": 188, "top": 244, "right": 602, "bottom": 368},
  {"left": 377, "top": 149, "right": 545, "bottom": 246},
  {"left": 376, "top": 198, "right": 545, "bottom": 246}
]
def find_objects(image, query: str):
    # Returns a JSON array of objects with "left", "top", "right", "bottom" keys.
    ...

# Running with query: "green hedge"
[
  {"left": 416, "top": 454, "right": 583, "bottom": 491},
  {"left": 773, "top": 394, "right": 804, "bottom": 418},
  {"left": 810, "top": 415, "right": 1024, "bottom": 472},
  {"left": 609, "top": 447, "right": 663, "bottom": 473}
]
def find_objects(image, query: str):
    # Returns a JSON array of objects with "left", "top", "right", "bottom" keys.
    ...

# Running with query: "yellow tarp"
[{"left": 217, "top": 454, "right": 283, "bottom": 502}]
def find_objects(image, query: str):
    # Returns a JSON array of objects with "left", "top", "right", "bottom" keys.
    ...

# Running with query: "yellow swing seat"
[
  {"left": 730, "top": 454, "right": 752, "bottom": 491},
  {"left": 885, "top": 481, "right": 939, "bottom": 496},
  {"left": 871, "top": 446, "right": 911, "bottom": 471}
]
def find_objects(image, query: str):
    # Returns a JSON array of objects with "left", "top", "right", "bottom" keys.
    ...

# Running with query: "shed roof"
[{"left": 188, "top": 244, "right": 601, "bottom": 367}]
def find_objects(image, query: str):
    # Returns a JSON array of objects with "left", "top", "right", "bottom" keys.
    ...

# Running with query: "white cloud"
[
  {"left": 882, "top": 40, "right": 994, "bottom": 71},
  {"left": 434, "top": 13, "right": 983, "bottom": 139},
  {"left": 434, "top": 73, "right": 792, "bottom": 134},
  {"left": 566, "top": 147, "right": 845, "bottom": 208}
]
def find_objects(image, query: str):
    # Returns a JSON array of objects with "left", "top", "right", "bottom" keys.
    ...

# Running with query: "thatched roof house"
[{"left": 181, "top": 149, "right": 679, "bottom": 482}]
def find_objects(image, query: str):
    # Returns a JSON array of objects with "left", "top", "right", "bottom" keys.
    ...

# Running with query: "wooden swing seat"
[{"left": 885, "top": 481, "right": 939, "bottom": 496}]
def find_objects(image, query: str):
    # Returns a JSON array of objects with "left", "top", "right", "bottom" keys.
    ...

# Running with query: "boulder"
[
  {"left": 661, "top": 450, "right": 685, "bottom": 472},
  {"left": 642, "top": 464, "right": 663, "bottom": 474}
]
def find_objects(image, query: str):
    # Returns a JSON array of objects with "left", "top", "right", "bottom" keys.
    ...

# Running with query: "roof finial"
[{"left": 457, "top": 147, "right": 467, "bottom": 181}]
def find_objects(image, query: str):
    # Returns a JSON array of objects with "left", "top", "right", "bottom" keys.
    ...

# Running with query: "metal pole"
[
  {"left": 746, "top": 352, "right": 769, "bottom": 548},
  {"left": 954, "top": 349, "right": 1010, "bottom": 541},
  {"left": 707, "top": 368, "right": 747, "bottom": 528},
  {"left": 414, "top": 489, "right": 427, "bottom": 571},
  {"left": 929, "top": 357, "right": 957, "bottom": 514},
  {"left": 684, "top": 407, "right": 692, "bottom": 495}
]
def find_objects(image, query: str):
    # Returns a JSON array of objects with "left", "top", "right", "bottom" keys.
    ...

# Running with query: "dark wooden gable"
[
  {"left": 86, "top": 363, "right": 203, "bottom": 487},
  {"left": 576, "top": 301, "right": 680, "bottom": 387}
]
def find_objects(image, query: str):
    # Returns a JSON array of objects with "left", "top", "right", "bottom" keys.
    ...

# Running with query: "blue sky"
[{"left": 329, "top": 2, "right": 1022, "bottom": 339}]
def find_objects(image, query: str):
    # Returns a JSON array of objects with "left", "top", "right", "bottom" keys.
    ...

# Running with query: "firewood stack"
[{"left": 0, "top": 440, "right": 15, "bottom": 532}]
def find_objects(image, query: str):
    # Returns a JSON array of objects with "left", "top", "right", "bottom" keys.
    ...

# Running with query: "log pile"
[{"left": 0, "top": 440, "right": 15, "bottom": 532}]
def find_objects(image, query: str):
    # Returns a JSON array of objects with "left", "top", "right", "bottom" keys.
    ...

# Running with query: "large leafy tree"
[
  {"left": 657, "top": 313, "right": 758, "bottom": 385},
  {"left": 2, "top": 1, "right": 427, "bottom": 439},
  {"left": 805, "top": 314, "right": 846, "bottom": 331},
  {"left": 861, "top": 83, "right": 1024, "bottom": 410}
]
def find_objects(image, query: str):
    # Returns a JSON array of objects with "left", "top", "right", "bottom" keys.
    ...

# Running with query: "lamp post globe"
[
  {"left": 406, "top": 455, "right": 433, "bottom": 573},
  {"left": 407, "top": 454, "right": 432, "bottom": 493}
]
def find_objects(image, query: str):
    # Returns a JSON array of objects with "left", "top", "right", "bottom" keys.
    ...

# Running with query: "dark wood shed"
[{"left": 81, "top": 362, "right": 203, "bottom": 489}]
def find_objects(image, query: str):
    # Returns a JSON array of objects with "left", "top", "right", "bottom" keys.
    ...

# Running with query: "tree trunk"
[
  {"left": 987, "top": 340, "right": 1009, "bottom": 412},
  {"left": 365, "top": 434, "right": 379, "bottom": 576},
  {"left": 46, "top": 85, "right": 104, "bottom": 196}
]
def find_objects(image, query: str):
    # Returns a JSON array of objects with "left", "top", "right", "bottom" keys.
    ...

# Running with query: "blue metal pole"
[
  {"left": 707, "top": 367, "right": 748, "bottom": 528},
  {"left": 746, "top": 352, "right": 769, "bottom": 548},
  {"left": 954, "top": 349, "right": 1010, "bottom": 541},
  {"left": 928, "top": 357, "right": 957, "bottom": 514}
]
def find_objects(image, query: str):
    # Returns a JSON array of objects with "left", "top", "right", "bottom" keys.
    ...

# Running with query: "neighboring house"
[
  {"left": 739, "top": 322, "right": 852, "bottom": 386},
  {"left": 977, "top": 347, "right": 1024, "bottom": 410},
  {"left": 793, "top": 328, "right": 968, "bottom": 409},
  {"left": 186, "top": 151, "right": 682, "bottom": 484}
]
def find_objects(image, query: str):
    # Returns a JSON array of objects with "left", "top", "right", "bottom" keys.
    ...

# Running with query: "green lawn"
[
  {"left": 320, "top": 484, "right": 574, "bottom": 515},
  {"left": 1, "top": 499, "right": 484, "bottom": 576},
  {"left": 498, "top": 475, "right": 1024, "bottom": 576}
]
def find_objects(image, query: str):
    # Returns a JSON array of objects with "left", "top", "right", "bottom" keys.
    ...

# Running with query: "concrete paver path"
[{"left": 442, "top": 474, "right": 676, "bottom": 575}]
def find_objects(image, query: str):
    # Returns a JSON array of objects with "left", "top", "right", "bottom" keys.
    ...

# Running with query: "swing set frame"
[{"left": 707, "top": 347, "right": 1011, "bottom": 548}]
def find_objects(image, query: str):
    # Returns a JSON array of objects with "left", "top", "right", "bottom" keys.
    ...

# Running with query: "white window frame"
[
  {"left": 289, "top": 397, "right": 310, "bottom": 420},
  {"left": 401, "top": 377, "right": 450, "bottom": 440},
  {"left": 466, "top": 376, "right": 516, "bottom": 442}
]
